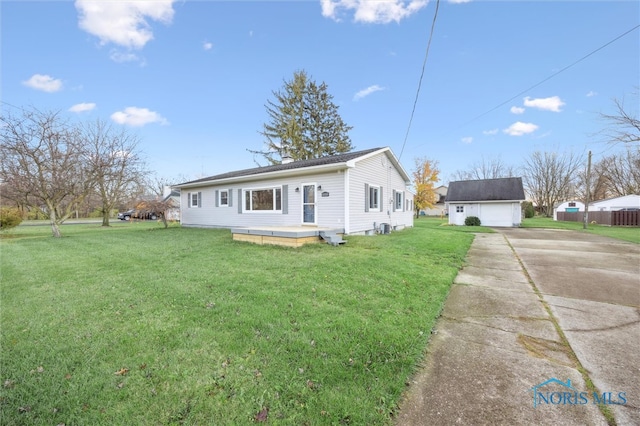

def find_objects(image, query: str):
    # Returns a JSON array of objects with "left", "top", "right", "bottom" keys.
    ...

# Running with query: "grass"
[
  {"left": 1, "top": 218, "right": 475, "bottom": 425},
  {"left": 522, "top": 216, "right": 640, "bottom": 244}
]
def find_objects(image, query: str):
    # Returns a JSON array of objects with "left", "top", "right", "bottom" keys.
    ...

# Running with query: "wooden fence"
[{"left": 556, "top": 210, "right": 639, "bottom": 226}]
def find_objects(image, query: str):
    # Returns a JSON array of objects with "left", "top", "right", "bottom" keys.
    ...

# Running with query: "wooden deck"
[{"left": 231, "top": 226, "right": 344, "bottom": 248}]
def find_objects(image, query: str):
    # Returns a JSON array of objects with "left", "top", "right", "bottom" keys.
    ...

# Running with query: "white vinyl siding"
[
  {"left": 188, "top": 192, "right": 202, "bottom": 208},
  {"left": 348, "top": 152, "right": 413, "bottom": 234},
  {"left": 179, "top": 150, "right": 413, "bottom": 234},
  {"left": 180, "top": 173, "right": 346, "bottom": 229}
]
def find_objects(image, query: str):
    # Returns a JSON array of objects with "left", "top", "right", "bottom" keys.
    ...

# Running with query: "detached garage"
[{"left": 445, "top": 177, "right": 525, "bottom": 227}]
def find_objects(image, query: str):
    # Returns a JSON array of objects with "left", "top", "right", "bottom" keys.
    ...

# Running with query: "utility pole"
[{"left": 583, "top": 150, "right": 592, "bottom": 229}]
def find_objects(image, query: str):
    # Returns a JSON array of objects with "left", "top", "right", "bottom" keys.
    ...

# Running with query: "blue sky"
[{"left": 2, "top": 0, "right": 638, "bottom": 184}]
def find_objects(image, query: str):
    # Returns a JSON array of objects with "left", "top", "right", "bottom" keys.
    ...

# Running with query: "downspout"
[{"left": 344, "top": 168, "right": 350, "bottom": 234}]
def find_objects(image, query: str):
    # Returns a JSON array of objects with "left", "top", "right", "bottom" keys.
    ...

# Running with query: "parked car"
[{"left": 117, "top": 209, "right": 161, "bottom": 221}]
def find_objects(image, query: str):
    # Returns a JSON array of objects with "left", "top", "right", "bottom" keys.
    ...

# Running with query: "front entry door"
[{"left": 302, "top": 184, "right": 316, "bottom": 224}]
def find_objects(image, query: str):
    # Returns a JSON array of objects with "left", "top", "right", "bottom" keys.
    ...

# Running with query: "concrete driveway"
[
  {"left": 499, "top": 228, "right": 640, "bottom": 426},
  {"left": 396, "top": 228, "right": 639, "bottom": 426}
]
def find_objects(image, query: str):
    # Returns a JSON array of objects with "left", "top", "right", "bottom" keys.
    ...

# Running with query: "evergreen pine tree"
[{"left": 250, "top": 70, "right": 353, "bottom": 164}]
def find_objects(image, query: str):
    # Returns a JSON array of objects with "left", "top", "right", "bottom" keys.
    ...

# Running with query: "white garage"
[{"left": 446, "top": 178, "right": 525, "bottom": 227}]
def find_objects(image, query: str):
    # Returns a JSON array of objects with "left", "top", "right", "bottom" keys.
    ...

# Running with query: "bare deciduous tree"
[
  {"left": 522, "top": 151, "right": 584, "bottom": 217},
  {"left": 599, "top": 90, "right": 640, "bottom": 145},
  {"left": 597, "top": 147, "right": 640, "bottom": 197},
  {"left": 82, "top": 119, "right": 146, "bottom": 226},
  {"left": 450, "top": 155, "right": 515, "bottom": 181},
  {"left": 0, "top": 109, "right": 94, "bottom": 237}
]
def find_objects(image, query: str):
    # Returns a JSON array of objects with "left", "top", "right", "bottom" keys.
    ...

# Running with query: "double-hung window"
[
  {"left": 220, "top": 190, "right": 229, "bottom": 206},
  {"left": 395, "top": 191, "right": 403, "bottom": 211},
  {"left": 369, "top": 185, "right": 380, "bottom": 211},
  {"left": 244, "top": 187, "right": 282, "bottom": 212},
  {"left": 188, "top": 192, "right": 201, "bottom": 208}
]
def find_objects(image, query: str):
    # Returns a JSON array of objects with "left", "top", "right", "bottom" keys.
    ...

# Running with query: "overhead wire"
[
  {"left": 398, "top": 0, "right": 440, "bottom": 161},
  {"left": 455, "top": 24, "right": 640, "bottom": 131},
  {"left": 407, "top": 23, "right": 640, "bottom": 153}
]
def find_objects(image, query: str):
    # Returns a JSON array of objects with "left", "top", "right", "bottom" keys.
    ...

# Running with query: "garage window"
[{"left": 456, "top": 206, "right": 464, "bottom": 213}]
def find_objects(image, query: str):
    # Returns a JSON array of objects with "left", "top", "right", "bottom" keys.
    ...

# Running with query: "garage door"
[{"left": 480, "top": 203, "right": 513, "bottom": 227}]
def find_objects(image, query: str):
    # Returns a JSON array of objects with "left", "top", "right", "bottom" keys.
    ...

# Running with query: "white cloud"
[
  {"left": 483, "top": 128, "right": 499, "bottom": 136},
  {"left": 586, "top": 91, "right": 597, "bottom": 97},
  {"left": 523, "top": 96, "right": 565, "bottom": 112},
  {"left": 69, "top": 103, "right": 96, "bottom": 113},
  {"left": 449, "top": 0, "right": 471, "bottom": 3},
  {"left": 111, "top": 107, "right": 168, "bottom": 127},
  {"left": 203, "top": 41, "right": 213, "bottom": 51},
  {"left": 510, "top": 106, "right": 525, "bottom": 114},
  {"left": 321, "top": 0, "right": 427, "bottom": 24},
  {"left": 75, "top": 0, "right": 175, "bottom": 50},
  {"left": 461, "top": 136, "right": 473, "bottom": 144},
  {"left": 22, "top": 74, "right": 63, "bottom": 92},
  {"left": 503, "top": 121, "right": 538, "bottom": 136},
  {"left": 110, "top": 51, "right": 141, "bottom": 63},
  {"left": 353, "top": 85, "right": 385, "bottom": 101}
]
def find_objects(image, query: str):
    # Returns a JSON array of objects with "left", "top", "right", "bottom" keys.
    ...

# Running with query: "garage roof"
[{"left": 446, "top": 177, "right": 525, "bottom": 202}]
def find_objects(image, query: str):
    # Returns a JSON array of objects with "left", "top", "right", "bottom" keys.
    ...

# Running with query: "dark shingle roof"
[
  {"left": 445, "top": 177, "right": 525, "bottom": 202},
  {"left": 176, "top": 148, "right": 383, "bottom": 186}
]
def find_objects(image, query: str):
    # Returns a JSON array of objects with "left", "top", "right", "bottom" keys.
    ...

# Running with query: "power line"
[
  {"left": 398, "top": 0, "right": 440, "bottom": 161},
  {"left": 456, "top": 24, "right": 640, "bottom": 129}
]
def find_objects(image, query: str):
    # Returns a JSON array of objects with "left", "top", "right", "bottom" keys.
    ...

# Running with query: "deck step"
[{"left": 319, "top": 231, "right": 346, "bottom": 246}]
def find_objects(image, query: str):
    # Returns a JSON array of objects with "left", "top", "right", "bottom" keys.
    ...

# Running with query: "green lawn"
[
  {"left": 1, "top": 219, "right": 474, "bottom": 425},
  {"left": 522, "top": 216, "right": 640, "bottom": 244}
]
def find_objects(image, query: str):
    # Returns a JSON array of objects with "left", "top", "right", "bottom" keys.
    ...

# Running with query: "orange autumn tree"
[{"left": 412, "top": 157, "right": 440, "bottom": 218}]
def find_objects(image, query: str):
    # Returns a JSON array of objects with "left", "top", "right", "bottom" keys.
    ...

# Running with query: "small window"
[
  {"left": 456, "top": 205, "right": 464, "bottom": 213},
  {"left": 395, "top": 191, "right": 403, "bottom": 211},
  {"left": 568, "top": 202, "right": 576, "bottom": 207},
  {"left": 220, "top": 190, "right": 229, "bottom": 206},
  {"left": 369, "top": 185, "right": 380, "bottom": 210},
  {"left": 189, "top": 192, "right": 201, "bottom": 208}
]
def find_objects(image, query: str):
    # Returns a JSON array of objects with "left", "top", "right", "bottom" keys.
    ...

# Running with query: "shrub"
[
  {"left": 464, "top": 216, "right": 481, "bottom": 226},
  {"left": 522, "top": 201, "right": 535, "bottom": 219},
  {"left": 0, "top": 208, "right": 23, "bottom": 230}
]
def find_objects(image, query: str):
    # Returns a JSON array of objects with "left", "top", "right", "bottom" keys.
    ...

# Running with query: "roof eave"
[
  {"left": 173, "top": 163, "right": 349, "bottom": 189},
  {"left": 346, "top": 147, "right": 412, "bottom": 183},
  {"left": 445, "top": 199, "right": 524, "bottom": 203}
]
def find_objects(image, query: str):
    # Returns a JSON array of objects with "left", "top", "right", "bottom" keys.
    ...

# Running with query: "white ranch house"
[
  {"left": 174, "top": 147, "right": 414, "bottom": 239},
  {"left": 445, "top": 177, "right": 525, "bottom": 227}
]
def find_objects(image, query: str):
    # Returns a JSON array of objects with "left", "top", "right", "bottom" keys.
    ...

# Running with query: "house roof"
[
  {"left": 174, "top": 147, "right": 409, "bottom": 188},
  {"left": 162, "top": 189, "right": 180, "bottom": 203},
  {"left": 445, "top": 177, "right": 525, "bottom": 202},
  {"left": 590, "top": 194, "right": 640, "bottom": 206}
]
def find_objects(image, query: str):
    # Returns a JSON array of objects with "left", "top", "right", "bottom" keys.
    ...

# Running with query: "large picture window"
[{"left": 244, "top": 188, "right": 282, "bottom": 211}]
